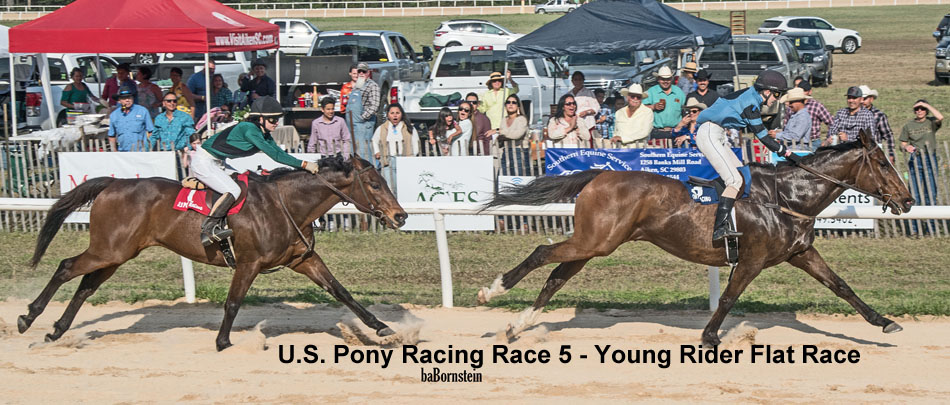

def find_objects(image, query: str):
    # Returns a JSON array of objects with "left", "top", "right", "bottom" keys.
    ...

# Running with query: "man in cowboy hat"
[
  {"left": 644, "top": 65, "right": 686, "bottom": 140},
  {"left": 770, "top": 87, "right": 812, "bottom": 145},
  {"left": 479, "top": 70, "right": 518, "bottom": 129},
  {"left": 782, "top": 81, "right": 834, "bottom": 151},
  {"left": 687, "top": 69, "right": 719, "bottom": 108},
  {"left": 677, "top": 62, "right": 699, "bottom": 95},
  {"left": 673, "top": 97, "right": 706, "bottom": 147},
  {"left": 859, "top": 84, "right": 896, "bottom": 158},
  {"left": 611, "top": 83, "right": 653, "bottom": 146},
  {"left": 108, "top": 84, "right": 153, "bottom": 152}
]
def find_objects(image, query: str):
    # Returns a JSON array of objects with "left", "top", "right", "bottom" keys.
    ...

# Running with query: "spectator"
[
  {"left": 673, "top": 97, "right": 706, "bottom": 147},
  {"left": 565, "top": 71, "right": 599, "bottom": 140},
  {"left": 547, "top": 94, "right": 591, "bottom": 148},
  {"left": 339, "top": 64, "right": 358, "bottom": 114},
  {"left": 152, "top": 91, "right": 196, "bottom": 167},
  {"left": 592, "top": 88, "right": 614, "bottom": 148},
  {"left": 210, "top": 74, "right": 233, "bottom": 110},
  {"left": 478, "top": 70, "right": 518, "bottom": 129},
  {"left": 770, "top": 88, "right": 812, "bottom": 146},
  {"left": 373, "top": 103, "right": 419, "bottom": 184},
  {"left": 611, "top": 84, "right": 653, "bottom": 147},
  {"left": 344, "top": 62, "right": 381, "bottom": 165},
  {"left": 60, "top": 67, "right": 99, "bottom": 113},
  {"left": 428, "top": 107, "right": 461, "bottom": 156},
  {"left": 793, "top": 76, "right": 805, "bottom": 88},
  {"left": 783, "top": 81, "right": 834, "bottom": 151},
  {"left": 645, "top": 66, "right": 687, "bottom": 140},
  {"left": 239, "top": 60, "right": 277, "bottom": 101},
  {"left": 827, "top": 86, "right": 878, "bottom": 144},
  {"left": 232, "top": 73, "right": 249, "bottom": 109},
  {"left": 102, "top": 63, "right": 137, "bottom": 107},
  {"left": 108, "top": 85, "right": 153, "bottom": 152},
  {"left": 612, "top": 96, "right": 626, "bottom": 112},
  {"left": 451, "top": 101, "right": 475, "bottom": 156},
  {"left": 496, "top": 94, "right": 530, "bottom": 175},
  {"left": 859, "top": 85, "right": 896, "bottom": 158},
  {"left": 187, "top": 60, "right": 215, "bottom": 119},
  {"left": 677, "top": 62, "right": 698, "bottom": 95},
  {"left": 466, "top": 92, "right": 493, "bottom": 155},
  {"left": 899, "top": 100, "right": 943, "bottom": 215},
  {"left": 169, "top": 67, "right": 196, "bottom": 118},
  {"left": 687, "top": 70, "right": 719, "bottom": 108},
  {"left": 307, "top": 97, "right": 351, "bottom": 156},
  {"left": 135, "top": 66, "right": 162, "bottom": 118}
]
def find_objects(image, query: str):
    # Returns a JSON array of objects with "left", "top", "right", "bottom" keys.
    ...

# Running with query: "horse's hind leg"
[
  {"left": 216, "top": 263, "right": 260, "bottom": 351},
  {"left": 45, "top": 266, "right": 119, "bottom": 342},
  {"left": 701, "top": 261, "right": 764, "bottom": 346},
  {"left": 291, "top": 254, "right": 393, "bottom": 336},
  {"left": 507, "top": 259, "right": 588, "bottom": 339},
  {"left": 18, "top": 256, "right": 79, "bottom": 333},
  {"left": 787, "top": 247, "right": 901, "bottom": 333}
]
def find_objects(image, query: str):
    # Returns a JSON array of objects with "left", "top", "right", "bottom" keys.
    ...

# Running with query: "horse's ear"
[
  {"left": 858, "top": 129, "right": 875, "bottom": 150},
  {"left": 350, "top": 154, "right": 362, "bottom": 168}
]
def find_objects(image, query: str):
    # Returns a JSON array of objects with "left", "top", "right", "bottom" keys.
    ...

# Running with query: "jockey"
[
  {"left": 695, "top": 70, "right": 801, "bottom": 241},
  {"left": 191, "top": 96, "right": 320, "bottom": 246}
]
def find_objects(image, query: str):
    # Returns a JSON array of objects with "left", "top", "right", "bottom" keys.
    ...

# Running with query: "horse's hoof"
[
  {"left": 44, "top": 332, "right": 61, "bottom": 343},
  {"left": 216, "top": 341, "right": 232, "bottom": 352},
  {"left": 377, "top": 327, "right": 395, "bottom": 337},
  {"left": 17, "top": 315, "right": 31, "bottom": 334},
  {"left": 883, "top": 322, "right": 903, "bottom": 334},
  {"left": 476, "top": 288, "right": 489, "bottom": 305},
  {"left": 505, "top": 324, "right": 518, "bottom": 341},
  {"left": 701, "top": 333, "right": 721, "bottom": 346}
]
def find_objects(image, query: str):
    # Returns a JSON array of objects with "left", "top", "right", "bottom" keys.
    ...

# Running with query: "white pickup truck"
[
  {"left": 21, "top": 54, "right": 120, "bottom": 130},
  {"left": 397, "top": 45, "right": 568, "bottom": 126}
]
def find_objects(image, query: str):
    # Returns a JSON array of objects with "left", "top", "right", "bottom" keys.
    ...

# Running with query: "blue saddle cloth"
[{"left": 685, "top": 166, "right": 752, "bottom": 205}]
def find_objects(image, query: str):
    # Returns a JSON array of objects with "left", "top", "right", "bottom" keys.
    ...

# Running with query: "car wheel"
[
  {"left": 446, "top": 41, "right": 461, "bottom": 48},
  {"left": 842, "top": 37, "right": 858, "bottom": 54},
  {"left": 825, "top": 71, "right": 832, "bottom": 86},
  {"left": 135, "top": 53, "right": 157, "bottom": 65},
  {"left": 936, "top": 72, "right": 950, "bottom": 85},
  {"left": 538, "top": 8, "right": 546, "bottom": 14}
]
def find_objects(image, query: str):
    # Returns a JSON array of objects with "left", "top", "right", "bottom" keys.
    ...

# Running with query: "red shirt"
[{"left": 339, "top": 81, "right": 354, "bottom": 113}]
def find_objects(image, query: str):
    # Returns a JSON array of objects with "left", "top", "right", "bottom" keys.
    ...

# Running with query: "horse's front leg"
[
  {"left": 292, "top": 253, "right": 393, "bottom": 337},
  {"left": 786, "top": 247, "right": 902, "bottom": 333},
  {"left": 216, "top": 262, "right": 261, "bottom": 351},
  {"left": 701, "top": 260, "right": 764, "bottom": 346}
]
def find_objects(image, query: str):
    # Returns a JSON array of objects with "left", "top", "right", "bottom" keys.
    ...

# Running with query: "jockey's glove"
[
  {"left": 784, "top": 152, "right": 802, "bottom": 165},
  {"left": 302, "top": 161, "right": 320, "bottom": 175}
]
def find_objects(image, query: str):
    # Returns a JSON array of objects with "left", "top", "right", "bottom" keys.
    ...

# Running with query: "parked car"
[
  {"left": 398, "top": 45, "right": 569, "bottom": 126},
  {"left": 696, "top": 34, "right": 810, "bottom": 95},
  {"left": 141, "top": 50, "right": 259, "bottom": 91},
  {"left": 20, "top": 54, "right": 119, "bottom": 130},
  {"left": 563, "top": 50, "right": 670, "bottom": 96},
  {"left": 758, "top": 16, "right": 862, "bottom": 54},
  {"left": 935, "top": 37, "right": 950, "bottom": 85},
  {"left": 534, "top": 0, "right": 579, "bottom": 14},
  {"left": 781, "top": 31, "right": 834, "bottom": 86},
  {"left": 934, "top": 14, "right": 950, "bottom": 41},
  {"left": 432, "top": 19, "right": 523, "bottom": 51},
  {"left": 270, "top": 18, "right": 320, "bottom": 54}
]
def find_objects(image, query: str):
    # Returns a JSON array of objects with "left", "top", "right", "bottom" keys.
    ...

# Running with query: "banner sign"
[
  {"left": 396, "top": 156, "right": 495, "bottom": 231},
  {"left": 815, "top": 189, "right": 875, "bottom": 229}
]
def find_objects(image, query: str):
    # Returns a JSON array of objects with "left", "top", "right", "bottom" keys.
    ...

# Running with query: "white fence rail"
[{"left": 3, "top": 197, "right": 949, "bottom": 308}]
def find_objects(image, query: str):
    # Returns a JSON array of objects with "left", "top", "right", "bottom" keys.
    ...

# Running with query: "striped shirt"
[{"left": 868, "top": 105, "right": 896, "bottom": 156}]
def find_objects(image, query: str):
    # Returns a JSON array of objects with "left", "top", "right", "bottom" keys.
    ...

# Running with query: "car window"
[
  {"left": 760, "top": 20, "right": 781, "bottom": 29},
  {"left": 398, "top": 37, "right": 416, "bottom": 59},
  {"left": 748, "top": 41, "right": 779, "bottom": 62},
  {"left": 47, "top": 58, "right": 68, "bottom": 81},
  {"left": 700, "top": 43, "right": 747, "bottom": 62},
  {"left": 813, "top": 19, "right": 833, "bottom": 30},
  {"left": 314, "top": 35, "right": 388, "bottom": 62},
  {"left": 780, "top": 40, "right": 799, "bottom": 63},
  {"left": 290, "top": 21, "right": 311, "bottom": 34},
  {"left": 791, "top": 35, "right": 823, "bottom": 51},
  {"left": 275, "top": 21, "right": 287, "bottom": 33},
  {"left": 448, "top": 23, "right": 467, "bottom": 31},
  {"left": 483, "top": 24, "right": 502, "bottom": 35},
  {"left": 436, "top": 50, "right": 528, "bottom": 77},
  {"left": 388, "top": 36, "right": 404, "bottom": 59},
  {"left": 787, "top": 19, "right": 804, "bottom": 29}
]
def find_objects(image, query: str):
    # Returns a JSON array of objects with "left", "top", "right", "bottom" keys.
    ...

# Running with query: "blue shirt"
[
  {"left": 775, "top": 107, "right": 811, "bottom": 144},
  {"left": 644, "top": 84, "right": 687, "bottom": 128},
  {"left": 109, "top": 104, "right": 155, "bottom": 151},
  {"left": 187, "top": 72, "right": 209, "bottom": 118},
  {"left": 696, "top": 87, "right": 768, "bottom": 140},
  {"left": 152, "top": 110, "right": 196, "bottom": 151}
]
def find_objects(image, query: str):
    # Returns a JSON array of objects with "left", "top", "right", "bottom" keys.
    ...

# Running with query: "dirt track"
[{"left": 1, "top": 299, "right": 949, "bottom": 402}]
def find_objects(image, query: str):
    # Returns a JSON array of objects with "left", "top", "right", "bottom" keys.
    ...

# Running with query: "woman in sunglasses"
[
  {"left": 546, "top": 94, "right": 591, "bottom": 148},
  {"left": 899, "top": 99, "right": 943, "bottom": 229},
  {"left": 672, "top": 97, "right": 707, "bottom": 148},
  {"left": 450, "top": 101, "right": 475, "bottom": 156},
  {"left": 496, "top": 94, "right": 530, "bottom": 175},
  {"left": 191, "top": 96, "right": 321, "bottom": 246}
]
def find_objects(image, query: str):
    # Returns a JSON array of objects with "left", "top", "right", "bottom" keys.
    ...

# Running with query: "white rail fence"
[{"left": 2, "top": 198, "right": 948, "bottom": 309}]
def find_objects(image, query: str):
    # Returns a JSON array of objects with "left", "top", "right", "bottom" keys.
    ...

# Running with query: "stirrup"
[
  {"left": 712, "top": 226, "right": 743, "bottom": 241},
  {"left": 201, "top": 223, "right": 233, "bottom": 247}
]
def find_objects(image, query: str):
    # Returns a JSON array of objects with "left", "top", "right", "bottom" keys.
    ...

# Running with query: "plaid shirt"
[
  {"left": 828, "top": 106, "right": 878, "bottom": 142},
  {"left": 868, "top": 105, "right": 896, "bottom": 155},
  {"left": 785, "top": 99, "right": 834, "bottom": 140},
  {"left": 595, "top": 103, "right": 614, "bottom": 138}
]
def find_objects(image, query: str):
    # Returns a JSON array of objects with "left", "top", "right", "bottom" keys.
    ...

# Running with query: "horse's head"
[
  {"left": 854, "top": 130, "right": 915, "bottom": 214},
  {"left": 346, "top": 155, "right": 407, "bottom": 228}
]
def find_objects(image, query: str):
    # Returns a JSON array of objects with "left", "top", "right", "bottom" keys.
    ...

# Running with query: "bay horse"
[
  {"left": 18, "top": 154, "right": 408, "bottom": 351},
  {"left": 478, "top": 130, "right": 915, "bottom": 345}
]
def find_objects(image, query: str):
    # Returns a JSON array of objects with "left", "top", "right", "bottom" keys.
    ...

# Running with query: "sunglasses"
[
  {"left": 357, "top": 69, "right": 368, "bottom": 74},
  {"left": 771, "top": 91, "right": 784, "bottom": 99},
  {"left": 505, "top": 100, "right": 519, "bottom": 105},
  {"left": 627, "top": 94, "right": 642, "bottom": 100},
  {"left": 467, "top": 100, "right": 480, "bottom": 105},
  {"left": 688, "top": 109, "right": 700, "bottom": 114},
  {"left": 265, "top": 117, "right": 281, "bottom": 124},
  {"left": 459, "top": 108, "right": 471, "bottom": 113},
  {"left": 564, "top": 102, "right": 577, "bottom": 106},
  {"left": 163, "top": 99, "right": 177, "bottom": 103},
  {"left": 914, "top": 107, "right": 927, "bottom": 111}
]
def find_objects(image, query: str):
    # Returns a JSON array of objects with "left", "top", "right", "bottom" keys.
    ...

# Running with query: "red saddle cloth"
[{"left": 173, "top": 172, "right": 250, "bottom": 216}]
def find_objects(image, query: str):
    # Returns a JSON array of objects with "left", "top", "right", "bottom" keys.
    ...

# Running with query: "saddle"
[
  {"left": 173, "top": 172, "right": 250, "bottom": 216},
  {"left": 685, "top": 166, "right": 752, "bottom": 205}
]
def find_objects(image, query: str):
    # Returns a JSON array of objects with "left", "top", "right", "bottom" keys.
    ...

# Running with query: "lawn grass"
[{"left": 1, "top": 231, "right": 948, "bottom": 315}]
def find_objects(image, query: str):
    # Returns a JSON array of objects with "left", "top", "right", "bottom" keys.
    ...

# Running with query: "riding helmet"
[
  {"left": 248, "top": 96, "right": 283, "bottom": 117},
  {"left": 753, "top": 70, "right": 788, "bottom": 93}
]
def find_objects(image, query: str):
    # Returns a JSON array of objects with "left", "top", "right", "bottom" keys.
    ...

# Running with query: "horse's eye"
[{"left": 371, "top": 183, "right": 381, "bottom": 190}]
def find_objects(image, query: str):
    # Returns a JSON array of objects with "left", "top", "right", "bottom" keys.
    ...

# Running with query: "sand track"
[{"left": 2, "top": 299, "right": 949, "bottom": 402}]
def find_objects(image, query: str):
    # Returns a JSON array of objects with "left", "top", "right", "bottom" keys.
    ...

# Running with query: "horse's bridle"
[{"left": 796, "top": 147, "right": 896, "bottom": 214}]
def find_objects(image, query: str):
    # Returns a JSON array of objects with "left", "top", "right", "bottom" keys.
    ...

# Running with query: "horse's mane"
[
  {"left": 748, "top": 139, "right": 864, "bottom": 170},
  {"left": 245, "top": 153, "right": 357, "bottom": 183}
]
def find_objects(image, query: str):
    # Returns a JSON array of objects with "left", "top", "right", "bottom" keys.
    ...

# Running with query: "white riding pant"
[
  {"left": 190, "top": 147, "right": 241, "bottom": 197},
  {"left": 695, "top": 122, "right": 743, "bottom": 192}
]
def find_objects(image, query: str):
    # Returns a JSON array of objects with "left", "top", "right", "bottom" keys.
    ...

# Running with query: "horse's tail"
[
  {"left": 482, "top": 170, "right": 604, "bottom": 210},
  {"left": 30, "top": 177, "right": 116, "bottom": 268}
]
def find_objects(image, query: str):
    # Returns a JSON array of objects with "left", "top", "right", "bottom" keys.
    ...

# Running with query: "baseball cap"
[
  {"left": 356, "top": 62, "right": 371, "bottom": 71},
  {"left": 846, "top": 86, "right": 862, "bottom": 98},
  {"left": 797, "top": 81, "right": 812, "bottom": 91}
]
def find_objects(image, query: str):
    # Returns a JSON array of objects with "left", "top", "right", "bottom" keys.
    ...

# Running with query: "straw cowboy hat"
[
  {"left": 779, "top": 87, "right": 813, "bottom": 103},
  {"left": 620, "top": 83, "right": 644, "bottom": 97},
  {"left": 682, "top": 62, "right": 698, "bottom": 73},
  {"left": 653, "top": 66, "right": 674, "bottom": 79},
  {"left": 684, "top": 97, "right": 707, "bottom": 110}
]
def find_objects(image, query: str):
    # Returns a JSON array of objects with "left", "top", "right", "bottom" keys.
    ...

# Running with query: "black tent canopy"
[{"left": 506, "top": 0, "right": 732, "bottom": 61}]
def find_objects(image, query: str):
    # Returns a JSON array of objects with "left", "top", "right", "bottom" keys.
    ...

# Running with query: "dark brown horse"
[
  {"left": 478, "top": 130, "right": 915, "bottom": 345},
  {"left": 19, "top": 155, "right": 407, "bottom": 351}
]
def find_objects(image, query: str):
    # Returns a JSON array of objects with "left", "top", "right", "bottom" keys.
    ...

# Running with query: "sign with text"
[
  {"left": 396, "top": 156, "right": 495, "bottom": 231},
  {"left": 815, "top": 189, "right": 875, "bottom": 230}
]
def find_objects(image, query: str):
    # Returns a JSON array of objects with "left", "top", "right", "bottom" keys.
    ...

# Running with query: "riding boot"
[
  {"left": 712, "top": 196, "right": 743, "bottom": 241},
  {"left": 200, "top": 193, "right": 235, "bottom": 247}
]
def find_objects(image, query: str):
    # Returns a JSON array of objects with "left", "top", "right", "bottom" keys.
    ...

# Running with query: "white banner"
[
  {"left": 815, "top": 189, "right": 875, "bottom": 230},
  {"left": 59, "top": 152, "right": 178, "bottom": 223},
  {"left": 396, "top": 156, "right": 495, "bottom": 231}
]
